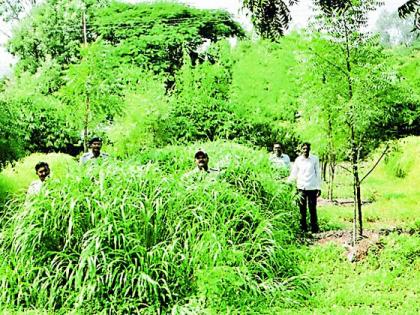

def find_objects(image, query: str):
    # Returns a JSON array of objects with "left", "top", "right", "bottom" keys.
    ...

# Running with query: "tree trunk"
[
  {"left": 356, "top": 177, "right": 363, "bottom": 238},
  {"left": 328, "top": 161, "right": 335, "bottom": 201},
  {"left": 351, "top": 136, "right": 363, "bottom": 240},
  {"left": 322, "top": 160, "right": 327, "bottom": 181},
  {"left": 83, "top": 95, "right": 90, "bottom": 153},
  {"left": 82, "top": 12, "right": 89, "bottom": 153}
]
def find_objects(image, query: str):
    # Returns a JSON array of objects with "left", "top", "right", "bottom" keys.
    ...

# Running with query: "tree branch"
[
  {"left": 338, "top": 164, "right": 352, "bottom": 173},
  {"left": 3, "top": 0, "right": 20, "bottom": 21},
  {"left": 0, "top": 27, "right": 11, "bottom": 39},
  {"left": 307, "top": 46, "right": 348, "bottom": 77},
  {"left": 360, "top": 144, "right": 389, "bottom": 183}
]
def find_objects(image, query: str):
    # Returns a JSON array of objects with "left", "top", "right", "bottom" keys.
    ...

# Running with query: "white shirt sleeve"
[{"left": 288, "top": 158, "right": 299, "bottom": 183}]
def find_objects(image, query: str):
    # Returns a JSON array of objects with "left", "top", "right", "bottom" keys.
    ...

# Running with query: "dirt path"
[
  {"left": 317, "top": 197, "right": 372, "bottom": 207},
  {"left": 309, "top": 228, "right": 416, "bottom": 262}
]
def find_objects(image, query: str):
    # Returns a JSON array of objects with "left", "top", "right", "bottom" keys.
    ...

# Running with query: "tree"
[
  {"left": 229, "top": 37, "right": 301, "bottom": 154},
  {"left": 92, "top": 2, "right": 244, "bottom": 89},
  {"left": 296, "top": 36, "right": 348, "bottom": 200},
  {"left": 58, "top": 42, "right": 132, "bottom": 152},
  {"left": 242, "top": 0, "right": 418, "bottom": 40},
  {"left": 7, "top": 0, "right": 110, "bottom": 74},
  {"left": 398, "top": 0, "right": 420, "bottom": 31},
  {"left": 241, "top": 0, "right": 298, "bottom": 39},
  {"left": 7, "top": 1, "right": 243, "bottom": 88},
  {"left": 0, "top": 0, "right": 40, "bottom": 22},
  {"left": 241, "top": 0, "right": 354, "bottom": 40},
  {"left": 374, "top": 10, "right": 418, "bottom": 46},
  {"left": 0, "top": 96, "right": 24, "bottom": 168},
  {"left": 307, "top": 0, "right": 418, "bottom": 241}
]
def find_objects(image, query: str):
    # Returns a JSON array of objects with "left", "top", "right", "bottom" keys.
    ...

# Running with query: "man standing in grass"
[
  {"left": 184, "top": 149, "right": 219, "bottom": 182},
  {"left": 270, "top": 143, "right": 291, "bottom": 175},
  {"left": 288, "top": 142, "right": 322, "bottom": 233},
  {"left": 80, "top": 136, "right": 109, "bottom": 165},
  {"left": 27, "top": 162, "right": 50, "bottom": 195}
]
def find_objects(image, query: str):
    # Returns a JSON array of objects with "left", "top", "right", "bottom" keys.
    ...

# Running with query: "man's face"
[
  {"left": 36, "top": 166, "right": 50, "bottom": 182},
  {"left": 273, "top": 144, "right": 282, "bottom": 156},
  {"left": 195, "top": 153, "right": 209, "bottom": 169},
  {"left": 91, "top": 141, "right": 102, "bottom": 153},
  {"left": 301, "top": 144, "right": 310, "bottom": 157}
]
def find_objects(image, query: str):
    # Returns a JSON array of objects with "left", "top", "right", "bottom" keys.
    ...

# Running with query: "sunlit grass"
[
  {"left": 320, "top": 136, "right": 420, "bottom": 230},
  {"left": 0, "top": 142, "right": 306, "bottom": 313},
  {"left": 285, "top": 233, "right": 420, "bottom": 314}
]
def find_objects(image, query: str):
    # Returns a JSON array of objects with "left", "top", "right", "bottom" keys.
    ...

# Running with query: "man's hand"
[{"left": 317, "top": 190, "right": 321, "bottom": 197}]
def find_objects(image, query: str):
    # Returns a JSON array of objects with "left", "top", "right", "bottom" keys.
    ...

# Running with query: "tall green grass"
[
  {"left": 0, "top": 153, "right": 77, "bottom": 214},
  {"left": 0, "top": 143, "right": 304, "bottom": 313}
]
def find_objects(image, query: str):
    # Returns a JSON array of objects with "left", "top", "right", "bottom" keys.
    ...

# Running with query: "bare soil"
[
  {"left": 309, "top": 227, "right": 416, "bottom": 262},
  {"left": 317, "top": 198, "right": 372, "bottom": 207},
  {"left": 311, "top": 230, "right": 381, "bottom": 262}
]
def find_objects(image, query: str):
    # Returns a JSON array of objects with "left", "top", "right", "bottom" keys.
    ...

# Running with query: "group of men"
[
  {"left": 185, "top": 141, "right": 322, "bottom": 233},
  {"left": 28, "top": 137, "right": 322, "bottom": 233},
  {"left": 27, "top": 137, "right": 107, "bottom": 196},
  {"left": 270, "top": 142, "right": 322, "bottom": 233}
]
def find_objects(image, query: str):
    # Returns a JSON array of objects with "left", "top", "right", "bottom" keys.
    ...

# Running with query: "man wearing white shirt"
[
  {"left": 270, "top": 143, "right": 291, "bottom": 173},
  {"left": 27, "top": 162, "right": 50, "bottom": 196},
  {"left": 80, "top": 136, "right": 109, "bottom": 165},
  {"left": 288, "top": 142, "right": 321, "bottom": 233}
]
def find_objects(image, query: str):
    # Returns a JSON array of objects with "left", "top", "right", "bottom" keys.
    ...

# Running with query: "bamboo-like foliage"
[{"left": 0, "top": 143, "right": 303, "bottom": 313}]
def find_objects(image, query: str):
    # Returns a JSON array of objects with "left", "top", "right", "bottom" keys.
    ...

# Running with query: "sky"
[{"left": 0, "top": 0, "right": 407, "bottom": 77}]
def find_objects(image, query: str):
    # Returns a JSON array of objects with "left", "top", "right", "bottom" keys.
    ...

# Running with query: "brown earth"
[{"left": 309, "top": 227, "right": 415, "bottom": 262}]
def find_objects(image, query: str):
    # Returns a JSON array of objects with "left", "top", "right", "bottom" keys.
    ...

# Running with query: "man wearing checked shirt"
[{"left": 288, "top": 142, "right": 322, "bottom": 233}]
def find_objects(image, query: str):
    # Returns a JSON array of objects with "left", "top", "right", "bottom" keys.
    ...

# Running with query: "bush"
[{"left": 0, "top": 142, "right": 304, "bottom": 313}]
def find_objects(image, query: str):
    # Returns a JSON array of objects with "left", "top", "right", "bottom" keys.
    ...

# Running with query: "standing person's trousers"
[{"left": 298, "top": 189, "right": 319, "bottom": 233}]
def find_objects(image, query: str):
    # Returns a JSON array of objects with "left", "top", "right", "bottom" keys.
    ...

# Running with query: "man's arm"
[
  {"left": 288, "top": 158, "right": 298, "bottom": 183},
  {"left": 284, "top": 154, "right": 291, "bottom": 169}
]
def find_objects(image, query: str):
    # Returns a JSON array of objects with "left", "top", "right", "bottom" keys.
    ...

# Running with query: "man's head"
[
  {"left": 301, "top": 142, "right": 311, "bottom": 158},
  {"left": 89, "top": 136, "right": 103, "bottom": 156},
  {"left": 35, "top": 162, "right": 50, "bottom": 182},
  {"left": 195, "top": 149, "right": 209, "bottom": 171},
  {"left": 273, "top": 143, "right": 283, "bottom": 157}
]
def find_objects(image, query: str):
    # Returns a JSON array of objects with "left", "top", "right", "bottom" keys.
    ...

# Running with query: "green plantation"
[
  {"left": 0, "top": 0, "right": 419, "bottom": 313},
  {"left": 0, "top": 139, "right": 418, "bottom": 313},
  {"left": 0, "top": 143, "right": 305, "bottom": 313}
]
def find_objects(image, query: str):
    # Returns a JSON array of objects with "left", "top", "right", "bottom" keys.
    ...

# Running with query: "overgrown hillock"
[{"left": 0, "top": 143, "right": 304, "bottom": 313}]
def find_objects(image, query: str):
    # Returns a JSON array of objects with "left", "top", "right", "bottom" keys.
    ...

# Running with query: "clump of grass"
[
  {"left": 0, "top": 143, "right": 305, "bottom": 313},
  {"left": 288, "top": 233, "right": 420, "bottom": 314}
]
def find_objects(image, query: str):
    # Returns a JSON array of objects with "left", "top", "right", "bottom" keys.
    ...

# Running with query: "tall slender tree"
[{"left": 307, "top": 0, "right": 416, "bottom": 241}]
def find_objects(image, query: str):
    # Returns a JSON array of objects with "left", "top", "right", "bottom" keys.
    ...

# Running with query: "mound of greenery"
[{"left": 0, "top": 143, "right": 303, "bottom": 313}]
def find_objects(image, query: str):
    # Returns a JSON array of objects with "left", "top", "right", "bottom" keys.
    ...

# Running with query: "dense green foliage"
[
  {"left": 0, "top": 1, "right": 419, "bottom": 313},
  {"left": 93, "top": 2, "right": 243, "bottom": 86},
  {"left": 0, "top": 1, "right": 245, "bottom": 166},
  {"left": 0, "top": 143, "right": 303, "bottom": 313}
]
